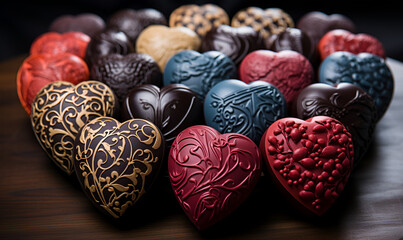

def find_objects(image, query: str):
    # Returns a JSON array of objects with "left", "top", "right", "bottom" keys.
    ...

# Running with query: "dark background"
[{"left": 1, "top": 0, "right": 403, "bottom": 62}]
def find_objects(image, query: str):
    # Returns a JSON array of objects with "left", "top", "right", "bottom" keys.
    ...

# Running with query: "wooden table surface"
[{"left": 0, "top": 55, "right": 402, "bottom": 240}]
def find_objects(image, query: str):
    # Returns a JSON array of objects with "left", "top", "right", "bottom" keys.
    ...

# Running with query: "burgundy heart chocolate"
[
  {"left": 49, "top": 13, "right": 106, "bottom": 37},
  {"left": 318, "top": 29, "right": 385, "bottom": 60},
  {"left": 292, "top": 83, "right": 377, "bottom": 166},
  {"left": 260, "top": 116, "right": 354, "bottom": 216},
  {"left": 91, "top": 53, "right": 162, "bottom": 104},
  {"left": 121, "top": 84, "right": 203, "bottom": 144},
  {"left": 169, "top": 125, "right": 262, "bottom": 230},
  {"left": 239, "top": 50, "right": 314, "bottom": 104}
]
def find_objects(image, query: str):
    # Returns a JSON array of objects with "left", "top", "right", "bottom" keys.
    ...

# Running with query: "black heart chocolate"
[
  {"left": 31, "top": 81, "right": 116, "bottom": 175},
  {"left": 49, "top": 13, "right": 106, "bottom": 37},
  {"left": 74, "top": 117, "right": 164, "bottom": 218},
  {"left": 292, "top": 83, "right": 377, "bottom": 166},
  {"left": 91, "top": 53, "right": 162, "bottom": 104},
  {"left": 121, "top": 84, "right": 203, "bottom": 144}
]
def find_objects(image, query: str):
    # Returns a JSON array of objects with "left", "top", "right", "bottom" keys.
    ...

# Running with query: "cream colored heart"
[{"left": 136, "top": 25, "right": 201, "bottom": 72}]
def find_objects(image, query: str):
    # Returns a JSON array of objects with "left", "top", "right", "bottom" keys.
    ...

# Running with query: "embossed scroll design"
[
  {"left": 265, "top": 118, "right": 353, "bottom": 215},
  {"left": 31, "top": 81, "right": 115, "bottom": 175},
  {"left": 75, "top": 118, "right": 163, "bottom": 218},
  {"left": 208, "top": 85, "right": 286, "bottom": 143},
  {"left": 169, "top": 126, "right": 261, "bottom": 229}
]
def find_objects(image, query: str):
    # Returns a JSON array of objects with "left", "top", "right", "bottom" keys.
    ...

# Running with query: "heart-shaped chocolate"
[
  {"left": 232, "top": 7, "right": 294, "bottom": 39},
  {"left": 168, "top": 125, "right": 261, "bottom": 229},
  {"left": 17, "top": 53, "right": 89, "bottom": 115},
  {"left": 163, "top": 50, "right": 237, "bottom": 100},
  {"left": 297, "top": 11, "right": 356, "bottom": 45},
  {"left": 239, "top": 50, "right": 314, "bottom": 104},
  {"left": 90, "top": 53, "right": 162, "bottom": 104},
  {"left": 31, "top": 81, "right": 116, "bottom": 175},
  {"left": 260, "top": 116, "right": 354, "bottom": 216},
  {"left": 169, "top": 4, "right": 229, "bottom": 37},
  {"left": 319, "top": 51, "right": 394, "bottom": 119},
  {"left": 136, "top": 25, "right": 201, "bottom": 71},
  {"left": 201, "top": 25, "right": 264, "bottom": 66},
  {"left": 74, "top": 117, "right": 164, "bottom": 218},
  {"left": 107, "top": 8, "right": 167, "bottom": 47},
  {"left": 85, "top": 28, "right": 134, "bottom": 68},
  {"left": 292, "top": 83, "right": 377, "bottom": 166},
  {"left": 318, "top": 29, "right": 385, "bottom": 60},
  {"left": 49, "top": 13, "right": 106, "bottom": 37},
  {"left": 121, "top": 84, "right": 203, "bottom": 144},
  {"left": 204, "top": 79, "right": 287, "bottom": 144},
  {"left": 30, "top": 32, "right": 90, "bottom": 59}
]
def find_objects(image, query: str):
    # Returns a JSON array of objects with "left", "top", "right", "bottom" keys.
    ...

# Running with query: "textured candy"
[
  {"left": 319, "top": 51, "right": 393, "bottom": 119},
  {"left": 163, "top": 50, "right": 237, "bottom": 99},
  {"left": 169, "top": 4, "right": 229, "bottom": 37},
  {"left": 239, "top": 50, "right": 313, "bottom": 104},
  {"left": 136, "top": 25, "right": 201, "bottom": 72},
  {"left": 169, "top": 125, "right": 261, "bottom": 229},
  {"left": 292, "top": 83, "right": 377, "bottom": 166},
  {"left": 122, "top": 84, "right": 203, "bottom": 144},
  {"left": 74, "top": 117, "right": 164, "bottom": 218},
  {"left": 49, "top": 13, "right": 106, "bottom": 37},
  {"left": 204, "top": 79, "right": 287, "bottom": 143},
  {"left": 16, "top": 53, "right": 89, "bottom": 115},
  {"left": 260, "top": 116, "right": 354, "bottom": 216},
  {"left": 31, "top": 81, "right": 116, "bottom": 175}
]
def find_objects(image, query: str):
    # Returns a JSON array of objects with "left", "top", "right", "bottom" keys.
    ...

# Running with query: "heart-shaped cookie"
[
  {"left": 31, "top": 81, "right": 116, "bottom": 175},
  {"left": 319, "top": 51, "right": 393, "bottom": 119},
  {"left": 201, "top": 25, "right": 264, "bottom": 66},
  {"left": 74, "top": 117, "right": 164, "bottom": 218},
  {"left": 231, "top": 7, "right": 294, "bottom": 38},
  {"left": 239, "top": 50, "right": 314, "bottom": 104},
  {"left": 292, "top": 83, "right": 377, "bottom": 166},
  {"left": 17, "top": 53, "right": 89, "bottom": 115},
  {"left": 164, "top": 50, "right": 237, "bottom": 99},
  {"left": 136, "top": 25, "right": 201, "bottom": 71},
  {"left": 260, "top": 116, "right": 354, "bottom": 216},
  {"left": 90, "top": 53, "right": 162, "bottom": 104},
  {"left": 122, "top": 84, "right": 203, "bottom": 144},
  {"left": 168, "top": 125, "right": 261, "bottom": 229},
  {"left": 30, "top": 32, "right": 90, "bottom": 59},
  {"left": 49, "top": 13, "right": 106, "bottom": 37},
  {"left": 169, "top": 4, "right": 229, "bottom": 37},
  {"left": 204, "top": 79, "right": 287, "bottom": 144},
  {"left": 318, "top": 29, "right": 385, "bottom": 60}
]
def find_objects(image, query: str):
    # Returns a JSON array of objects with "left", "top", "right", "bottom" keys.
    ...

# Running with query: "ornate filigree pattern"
[
  {"left": 31, "top": 81, "right": 116, "bottom": 175},
  {"left": 74, "top": 117, "right": 164, "bottom": 218}
]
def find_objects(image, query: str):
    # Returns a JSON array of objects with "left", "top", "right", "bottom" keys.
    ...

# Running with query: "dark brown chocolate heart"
[
  {"left": 122, "top": 84, "right": 203, "bottom": 144},
  {"left": 91, "top": 53, "right": 162, "bottom": 104},
  {"left": 292, "top": 83, "right": 377, "bottom": 166},
  {"left": 49, "top": 13, "right": 105, "bottom": 37}
]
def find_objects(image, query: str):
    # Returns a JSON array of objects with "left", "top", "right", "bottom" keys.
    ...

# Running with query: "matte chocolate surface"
[{"left": 49, "top": 13, "right": 106, "bottom": 37}]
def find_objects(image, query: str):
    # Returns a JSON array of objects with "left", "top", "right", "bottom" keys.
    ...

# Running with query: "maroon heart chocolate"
[
  {"left": 318, "top": 29, "right": 385, "bottom": 60},
  {"left": 260, "top": 116, "right": 354, "bottom": 216},
  {"left": 90, "top": 53, "right": 162, "bottom": 104},
  {"left": 169, "top": 125, "right": 262, "bottom": 229},
  {"left": 121, "top": 84, "right": 203, "bottom": 144},
  {"left": 239, "top": 50, "right": 314, "bottom": 104},
  {"left": 49, "top": 13, "right": 106, "bottom": 37},
  {"left": 292, "top": 83, "right": 377, "bottom": 166}
]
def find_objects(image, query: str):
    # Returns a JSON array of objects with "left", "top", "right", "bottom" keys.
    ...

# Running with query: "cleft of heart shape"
[
  {"left": 168, "top": 125, "right": 262, "bottom": 230},
  {"left": 260, "top": 116, "right": 354, "bottom": 216}
]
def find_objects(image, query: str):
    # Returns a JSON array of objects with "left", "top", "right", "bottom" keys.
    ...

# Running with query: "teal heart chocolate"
[
  {"left": 319, "top": 51, "right": 394, "bottom": 120},
  {"left": 163, "top": 50, "right": 237, "bottom": 100},
  {"left": 204, "top": 79, "right": 287, "bottom": 143}
]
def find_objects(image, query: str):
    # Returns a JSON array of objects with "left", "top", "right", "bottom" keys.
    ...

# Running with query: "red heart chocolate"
[
  {"left": 169, "top": 125, "right": 262, "bottom": 230},
  {"left": 49, "top": 13, "right": 106, "bottom": 37},
  {"left": 318, "top": 29, "right": 385, "bottom": 60},
  {"left": 239, "top": 50, "right": 314, "bottom": 104},
  {"left": 16, "top": 53, "right": 90, "bottom": 115},
  {"left": 260, "top": 116, "right": 354, "bottom": 216},
  {"left": 30, "top": 32, "right": 90, "bottom": 59}
]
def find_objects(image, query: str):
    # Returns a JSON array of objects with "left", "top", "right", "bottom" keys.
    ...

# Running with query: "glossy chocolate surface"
[{"left": 49, "top": 13, "right": 106, "bottom": 37}]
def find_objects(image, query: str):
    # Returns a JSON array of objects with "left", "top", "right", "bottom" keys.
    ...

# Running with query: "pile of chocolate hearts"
[{"left": 16, "top": 4, "right": 394, "bottom": 230}]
